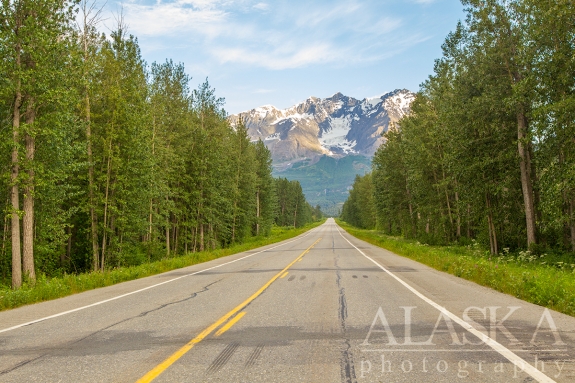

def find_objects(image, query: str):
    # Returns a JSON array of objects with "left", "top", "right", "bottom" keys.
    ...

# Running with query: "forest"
[
  {"left": 341, "top": 0, "right": 575, "bottom": 255},
  {"left": 0, "top": 0, "right": 321, "bottom": 289}
]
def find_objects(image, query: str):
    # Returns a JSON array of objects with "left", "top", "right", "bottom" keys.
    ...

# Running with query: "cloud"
[
  {"left": 119, "top": 2, "right": 227, "bottom": 36},
  {"left": 115, "top": 0, "right": 425, "bottom": 70},
  {"left": 212, "top": 43, "right": 348, "bottom": 70},
  {"left": 294, "top": 2, "right": 362, "bottom": 28},
  {"left": 252, "top": 2, "right": 268, "bottom": 11}
]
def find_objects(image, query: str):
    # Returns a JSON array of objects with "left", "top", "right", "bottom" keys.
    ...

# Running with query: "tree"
[
  {"left": 341, "top": 174, "right": 375, "bottom": 229},
  {"left": 0, "top": 0, "right": 77, "bottom": 287},
  {"left": 253, "top": 140, "right": 276, "bottom": 236}
]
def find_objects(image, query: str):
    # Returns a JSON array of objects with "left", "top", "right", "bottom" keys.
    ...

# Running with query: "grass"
[
  {"left": 336, "top": 220, "right": 575, "bottom": 317},
  {"left": 0, "top": 220, "right": 325, "bottom": 312}
]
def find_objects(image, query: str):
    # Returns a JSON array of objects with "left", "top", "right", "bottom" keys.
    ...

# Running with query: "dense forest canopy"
[
  {"left": 0, "top": 0, "right": 321, "bottom": 289},
  {"left": 341, "top": 0, "right": 575, "bottom": 254}
]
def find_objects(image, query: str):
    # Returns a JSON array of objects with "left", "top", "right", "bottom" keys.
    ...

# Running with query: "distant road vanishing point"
[{"left": 1, "top": 218, "right": 574, "bottom": 382}]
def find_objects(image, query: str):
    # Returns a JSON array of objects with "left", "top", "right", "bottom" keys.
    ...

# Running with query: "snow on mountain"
[
  {"left": 229, "top": 89, "right": 415, "bottom": 163},
  {"left": 319, "top": 115, "right": 356, "bottom": 156}
]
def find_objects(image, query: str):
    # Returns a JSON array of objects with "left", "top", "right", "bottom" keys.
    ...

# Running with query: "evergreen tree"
[{"left": 253, "top": 140, "right": 276, "bottom": 236}]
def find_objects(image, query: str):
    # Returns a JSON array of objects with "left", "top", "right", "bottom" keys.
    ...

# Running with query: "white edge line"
[
  {"left": 335, "top": 224, "right": 556, "bottom": 383},
  {"left": 0, "top": 228, "right": 320, "bottom": 334}
]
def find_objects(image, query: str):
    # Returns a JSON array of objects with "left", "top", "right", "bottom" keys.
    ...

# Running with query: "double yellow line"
[{"left": 136, "top": 237, "right": 322, "bottom": 383}]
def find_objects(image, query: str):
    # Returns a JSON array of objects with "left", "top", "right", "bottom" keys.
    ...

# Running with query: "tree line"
[
  {"left": 0, "top": 0, "right": 320, "bottom": 289},
  {"left": 341, "top": 0, "right": 574, "bottom": 254}
]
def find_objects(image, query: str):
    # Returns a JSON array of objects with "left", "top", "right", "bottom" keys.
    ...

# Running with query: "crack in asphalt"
[
  {"left": 0, "top": 355, "right": 44, "bottom": 376},
  {"left": 68, "top": 279, "right": 222, "bottom": 346},
  {"left": 335, "top": 256, "right": 357, "bottom": 383},
  {"left": 0, "top": 280, "right": 221, "bottom": 376}
]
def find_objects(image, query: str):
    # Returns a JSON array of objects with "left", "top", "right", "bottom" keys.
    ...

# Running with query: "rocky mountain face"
[{"left": 229, "top": 89, "right": 415, "bottom": 163}]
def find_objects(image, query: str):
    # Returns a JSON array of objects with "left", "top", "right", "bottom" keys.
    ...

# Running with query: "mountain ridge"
[
  {"left": 229, "top": 89, "right": 415, "bottom": 215},
  {"left": 229, "top": 89, "right": 415, "bottom": 163}
]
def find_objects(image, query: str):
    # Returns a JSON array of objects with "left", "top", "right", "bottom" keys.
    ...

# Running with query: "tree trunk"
[
  {"left": 192, "top": 226, "right": 197, "bottom": 253},
  {"left": 2, "top": 212, "right": 8, "bottom": 284},
  {"left": 11, "top": 76, "right": 22, "bottom": 289},
  {"left": 199, "top": 222, "right": 204, "bottom": 252},
  {"left": 293, "top": 199, "right": 298, "bottom": 228},
  {"left": 79, "top": 5, "right": 100, "bottom": 272},
  {"left": 22, "top": 102, "right": 36, "bottom": 282},
  {"left": 256, "top": 190, "right": 260, "bottom": 236},
  {"left": 442, "top": 169, "right": 454, "bottom": 229},
  {"left": 148, "top": 117, "right": 156, "bottom": 244},
  {"left": 148, "top": 198, "right": 153, "bottom": 243},
  {"left": 486, "top": 193, "right": 498, "bottom": 255},
  {"left": 517, "top": 109, "right": 537, "bottom": 247},
  {"left": 165, "top": 197, "right": 170, "bottom": 258},
  {"left": 101, "top": 139, "right": 113, "bottom": 271},
  {"left": 487, "top": 212, "right": 494, "bottom": 255},
  {"left": 184, "top": 223, "right": 188, "bottom": 254},
  {"left": 455, "top": 190, "right": 461, "bottom": 238},
  {"left": 491, "top": 216, "right": 498, "bottom": 255},
  {"left": 406, "top": 179, "right": 415, "bottom": 237},
  {"left": 231, "top": 206, "right": 236, "bottom": 243},
  {"left": 231, "top": 134, "right": 242, "bottom": 243},
  {"left": 86, "top": 96, "right": 99, "bottom": 271},
  {"left": 174, "top": 218, "right": 179, "bottom": 254}
]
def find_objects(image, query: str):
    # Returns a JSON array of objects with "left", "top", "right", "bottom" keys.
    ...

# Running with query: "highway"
[{"left": 1, "top": 218, "right": 574, "bottom": 382}]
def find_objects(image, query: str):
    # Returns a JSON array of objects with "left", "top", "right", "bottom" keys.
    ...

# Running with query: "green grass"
[
  {"left": 0, "top": 220, "right": 326, "bottom": 312},
  {"left": 336, "top": 220, "right": 575, "bottom": 317}
]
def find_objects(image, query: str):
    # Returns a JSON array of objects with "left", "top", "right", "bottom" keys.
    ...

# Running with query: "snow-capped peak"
[{"left": 228, "top": 89, "right": 416, "bottom": 162}]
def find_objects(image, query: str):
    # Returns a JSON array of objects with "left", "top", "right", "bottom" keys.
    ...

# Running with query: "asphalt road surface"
[{"left": 1, "top": 218, "right": 575, "bottom": 382}]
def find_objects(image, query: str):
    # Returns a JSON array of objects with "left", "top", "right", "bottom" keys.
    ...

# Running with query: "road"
[{"left": 1, "top": 218, "right": 574, "bottom": 382}]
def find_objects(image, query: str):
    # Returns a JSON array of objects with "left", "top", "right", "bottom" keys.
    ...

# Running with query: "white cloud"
[
  {"left": 213, "top": 43, "right": 347, "bottom": 70},
  {"left": 360, "top": 17, "right": 403, "bottom": 36},
  {"left": 119, "top": 2, "right": 227, "bottom": 36},
  {"left": 114, "top": 0, "right": 424, "bottom": 70},
  {"left": 252, "top": 2, "right": 268, "bottom": 11},
  {"left": 294, "top": 2, "right": 362, "bottom": 28}
]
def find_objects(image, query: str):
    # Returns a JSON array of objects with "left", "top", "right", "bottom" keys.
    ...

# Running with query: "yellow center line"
[
  {"left": 136, "top": 237, "right": 322, "bottom": 383},
  {"left": 280, "top": 271, "right": 289, "bottom": 278},
  {"left": 215, "top": 311, "right": 246, "bottom": 337}
]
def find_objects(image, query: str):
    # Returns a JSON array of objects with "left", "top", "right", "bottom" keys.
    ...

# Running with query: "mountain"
[
  {"left": 229, "top": 89, "right": 415, "bottom": 215},
  {"left": 276, "top": 155, "right": 372, "bottom": 216},
  {"left": 229, "top": 89, "right": 415, "bottom": 164}
]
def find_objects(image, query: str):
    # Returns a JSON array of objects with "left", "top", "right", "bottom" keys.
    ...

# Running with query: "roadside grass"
[
  {"left": 0, "top": 220, "right": 325, "bottom": 312},
  {"left": 336, "top": 220, "right": 575, "bottom": 317}
]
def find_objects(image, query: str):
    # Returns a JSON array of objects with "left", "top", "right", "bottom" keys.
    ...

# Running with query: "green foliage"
[
  {"left": 342, "top": 0, "right": 575, "bottom": 255},
  {"left": 337, "top": 221, "right": 575, "bottom": 317},
  {"left": 341, "top": 173, "right": 375, "bottom": 229},
  {"left": 0, "top": 4, "right": 321, "bottom": 291},
  {"left": 254, "top": 140, "right": 277, "bottom": 236},
  {"left": 274, "top": 177, "right": 321, "bottom": 227}
]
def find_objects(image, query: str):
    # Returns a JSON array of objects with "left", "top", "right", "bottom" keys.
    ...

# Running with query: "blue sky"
[{"left": 103, "top": 0, "right": 465, "bottom": 114}]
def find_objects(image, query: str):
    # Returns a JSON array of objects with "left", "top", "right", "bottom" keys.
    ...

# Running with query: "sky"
[{"left": 101, "top": 0, "right": 466, "bottom": 114}]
